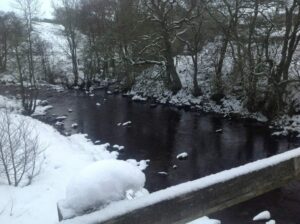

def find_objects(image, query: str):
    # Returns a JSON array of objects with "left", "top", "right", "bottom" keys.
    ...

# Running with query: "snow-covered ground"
[
  {"left": 0, "top": 95, "right": 53, "bottom": 116},
  {"left": 0, "top": 112, "right": 119, "bottom": 224}
]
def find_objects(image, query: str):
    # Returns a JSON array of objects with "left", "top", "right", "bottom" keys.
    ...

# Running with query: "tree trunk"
[
  {"left": 71, "top": 46, "right": 79, "bottom": 86},
  {"left": 164, "top": 34, "right": 182, "bottom": 93},
  {"left": 215, "top": 36, "right": 228, "bottom": 94},
  {"left": 192, "top": 54, "right": 201, "bottom": 96}
]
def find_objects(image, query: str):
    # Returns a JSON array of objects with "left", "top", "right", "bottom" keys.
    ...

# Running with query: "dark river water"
[{"left": 3, "top": 86, "right": 300, "bottom": 223}]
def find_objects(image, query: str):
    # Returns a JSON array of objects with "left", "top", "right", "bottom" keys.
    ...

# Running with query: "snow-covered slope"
[{"left": 0, "top": 112, "right": 118, "bottom": 224}]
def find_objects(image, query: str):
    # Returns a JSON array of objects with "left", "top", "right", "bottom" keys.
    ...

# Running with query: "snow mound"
[
  {"left": 253, "top": 210, "right": 271, "bottom": 221},
  {"left": 60, "top": 160, "right": 146, "bottom": 216}
]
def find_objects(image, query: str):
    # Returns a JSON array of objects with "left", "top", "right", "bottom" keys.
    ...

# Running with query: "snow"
[
  {"left": 266, "top": 220, "right": 276, "bottom": 224},
  {"left": 132, "top": 95, "right": 147, "bottom": 102},
  {"left": 271, "top": 115, "right": 300, "bottom": 137},
  {"left": 126, "top": 159, "right": 149, "bottom": 171},
  {"left": 158, "top": 171, "right": 168, "bottom": 175},
  {"left": 0, "top": 95, "right": 53, "bottom": 116},
  {"left": 177, "top": 152, "right": 189, "bottom": 160},
  {"left": 0, "top": 112, "right": 118, "bottom": 224},
  {"left": 33, "top": 104, "right": 53, "bottom": 116},
  {"left": 113, "top": 144, "right": 125, "bottom": 151},
  {"left": 59, "top": 160, "right": 146, "bottom": 218},
  {"left": 56, "top": 116, "right": 67, "bottom": 121},
  {"left": 55, "top": 121, "right": 64, "bottom": 126},
  {"left": 96, "top": 102, "right": 101, "bottom": 106},
  {"left": 253, "top": 211, "right": 271, "bottom": 221}
]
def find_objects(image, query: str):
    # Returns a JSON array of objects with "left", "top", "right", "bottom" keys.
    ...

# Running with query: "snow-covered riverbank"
[
  {"left": 125, "top": 63, "right": 300, "bottom": 138},
  {"left": 0, "top": 110, "right": 117, "bottom": 224}
]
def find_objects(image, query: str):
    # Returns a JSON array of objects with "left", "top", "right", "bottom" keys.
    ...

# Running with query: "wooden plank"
[{"left": 59, "top": 152, "right": 300, "bottom": 224}]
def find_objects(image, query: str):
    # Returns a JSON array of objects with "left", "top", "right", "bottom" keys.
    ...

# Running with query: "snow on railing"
[{"left": 59, "top": 148, "right": 300, "bottom": 224}]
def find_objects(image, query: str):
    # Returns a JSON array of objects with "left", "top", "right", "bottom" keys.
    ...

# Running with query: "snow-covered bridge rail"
[{"left": 59, "top": 148, "right": 300, "bottom": 224}]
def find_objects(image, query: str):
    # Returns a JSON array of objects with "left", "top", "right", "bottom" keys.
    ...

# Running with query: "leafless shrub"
[{"left": 0, "top": 109, "right": 43, "bottom": 187}]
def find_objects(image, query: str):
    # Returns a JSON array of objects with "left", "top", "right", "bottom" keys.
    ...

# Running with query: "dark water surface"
[{"left": 4, "top": 87, "right": 300, "bottom": 224}]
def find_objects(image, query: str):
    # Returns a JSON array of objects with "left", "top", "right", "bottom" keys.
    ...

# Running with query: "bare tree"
[
  {"left": 0, "top": 12, "right": 11, "bottom": 72},
  {"left": 177, "top": 2, "right": 214, "bottom": 96},
  {"left": 13, "top": 0, "right": 40, "bottom": 115},
  {"left": 204, "top": 0, "right": 244, "bottom": 95},
  {"left": 141, "top": 0, "right": 197, "bottom": 92},
  {"left": 36, "top": 39, "right": 55, "bottom": 84},
  {"left": 0, "top": 109, "right": 42, "bottom": 187},
  {"left": 262, "top": 0, "right": 300, "bottom": 116},
  {"left": 54, "top": 0, "right": 80, "bottom": 87}
]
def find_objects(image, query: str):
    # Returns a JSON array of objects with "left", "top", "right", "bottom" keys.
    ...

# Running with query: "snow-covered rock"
[
  {"left": 55, "top": 121, "right": 64, "bottom": 126},
  {"left": 266, "top": 220, "right": 276, "bottom": 224},
  {"left": 96, "top": 102, "right": 101, "bottom": 106},
  {"left": 253, "top": 211, "right": 271, "bottom": 221},
  {"left": 176, "top": 152, "right": 189, "bottom": 160},
  {"left": 59, "top": 160, "right": 146, "bottom": 217},
  {"left": 32, "top": 104, "right": 53, "bottom": 116},
  {"left": 158, "top": 171, "right": 168, "bottom": 176},
  {"left": 122, "top": 121, "right": 132, "bottom": 126},
  {"left": 113, "top": 145, "right": 125, "bottom": 151},
  {"left": 132, "top": 95, "right": 147, "bottom": 102},
  {"left": 39, "top": 100, "right": 49, "bottom": 106},
  {"left": 56, "top": 116, "right": 67, "bottom": 121},
  {"left": 71, "top": 123, "right": 78, "bottom": 128}
]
